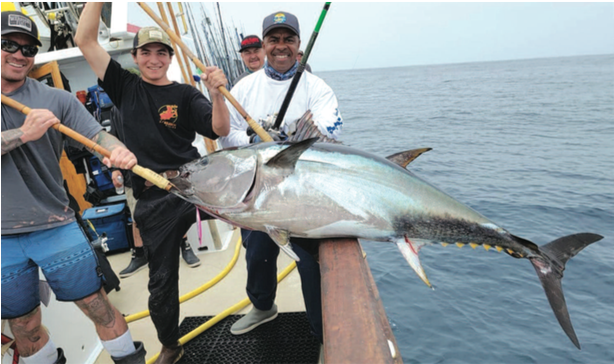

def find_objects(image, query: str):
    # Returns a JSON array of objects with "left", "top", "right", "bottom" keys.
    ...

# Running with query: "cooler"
[
  {"left": 82, "top": 203, "right": 132, "bottom": 253},
  {"left": 88, "top": 156, "right": 114, "bottom": 192}
]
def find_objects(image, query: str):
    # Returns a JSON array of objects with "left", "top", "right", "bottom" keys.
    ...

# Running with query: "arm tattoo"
[
  {"left": 2, "top": 129, "right": 25, "bottom": 155},
  {"left": 76, "top": 291, "right": 117, "bottom": 328},
  {"left": 88, "top": 131, "right": 125, "bottom": 162}
]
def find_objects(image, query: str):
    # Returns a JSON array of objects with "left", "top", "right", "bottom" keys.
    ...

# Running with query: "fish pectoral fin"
[
  {"left": 265, "top": 138, "right": 318, "bottom": 172},
  {"left": 265, "top": 226, "right": 301, "bottom": 261},
  {"left": 395, "top": 237, "right": 433, "bottom": 289},
  {"left": 386, "top": 148, "right": 432, "bottom": 168}
]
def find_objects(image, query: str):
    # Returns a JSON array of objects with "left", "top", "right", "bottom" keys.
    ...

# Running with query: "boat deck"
[{"left": 95, "top": 228, "right": 315, "bottom": 363}]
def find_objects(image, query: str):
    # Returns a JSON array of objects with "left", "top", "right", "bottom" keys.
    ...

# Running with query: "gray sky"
[{"left": 128, "top": 2, "right": 614, "bottom": 72}]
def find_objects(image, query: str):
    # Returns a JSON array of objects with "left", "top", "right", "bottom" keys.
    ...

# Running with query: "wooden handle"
[
  {"left": 1, "top": 94, "right": 174, "bottom": 191},
  {"left": 137, "top": 2, "right": 273, "bottom": 143}
]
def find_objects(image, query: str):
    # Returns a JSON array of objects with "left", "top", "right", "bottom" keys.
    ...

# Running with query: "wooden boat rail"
[{"left": 320, "top": 238, "right": 403, "bottom": 363}]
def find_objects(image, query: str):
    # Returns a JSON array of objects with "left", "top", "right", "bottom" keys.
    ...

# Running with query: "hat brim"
[
  {"left": 1, "top": 29, "right": 42, "bottom": 46},
  {"left": 134, "top": 41, "right": 174, "bottom": 54},
  {"left": 238, "top": 45, "right": 261, "bottom": 53},
  {"left": 263, "top": 24, "right": 299, "bottom": 38}
]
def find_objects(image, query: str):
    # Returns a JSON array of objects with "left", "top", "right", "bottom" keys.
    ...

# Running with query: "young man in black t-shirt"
[{"left": 76, "top": 3, "right": 230, "bottom": 363}]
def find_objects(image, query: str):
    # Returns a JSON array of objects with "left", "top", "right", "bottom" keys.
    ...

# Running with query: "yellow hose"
[
  {"left": 125, "top": 236, "right": 243, "bottom": 323},
  {"left": 146, "top": 261, "right": 297, "bottom": 364}
]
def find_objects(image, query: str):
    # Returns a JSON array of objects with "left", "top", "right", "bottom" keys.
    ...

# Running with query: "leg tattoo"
[
  {"left": 8, "top": 307, "right": 48, "bottom": 357},
  {"left": 76, "top": 291, "right": 116, "bottom": 328}
]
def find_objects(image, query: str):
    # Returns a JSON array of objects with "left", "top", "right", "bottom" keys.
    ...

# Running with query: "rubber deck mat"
[{"left": 177, "top": 312, "right": 320, "bottom": 364}]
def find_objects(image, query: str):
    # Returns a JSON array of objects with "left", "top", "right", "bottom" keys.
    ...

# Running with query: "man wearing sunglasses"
[
  {"left": 1, "top": 11, "right": 147, "bottom": 364},
  {"left": 1, "top": 14, "right": 40, "bottom": 89}
]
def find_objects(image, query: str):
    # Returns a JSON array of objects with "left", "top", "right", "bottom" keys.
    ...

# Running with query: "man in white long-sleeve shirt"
[
  {"left": 220, "top": 11, "right": 343, "bottom": 342},
  {"left": 219, "top": 12, "right": 341, "bottom": 148}
]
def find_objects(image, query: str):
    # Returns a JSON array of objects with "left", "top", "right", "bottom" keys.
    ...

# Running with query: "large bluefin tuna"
[{"left": 169, "top": 121, "right": 602, "bottom": 350}]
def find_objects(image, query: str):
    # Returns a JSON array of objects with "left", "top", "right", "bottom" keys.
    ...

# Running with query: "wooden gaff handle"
[
  {"left": 137, "top": 2, "right": 273, "bottom": 143},
  {"left": 1, "top": 94, "right": 174, "bottom": 191}
]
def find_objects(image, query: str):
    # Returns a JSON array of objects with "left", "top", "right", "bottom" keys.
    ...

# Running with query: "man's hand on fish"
[
  {"left": 246, "top": 117, "right": 287, "bottom": 143},
  {"left": 258, "top": 114, "right": 277, "bottom": 131},
  {"left": 248, "top": 128, "right": 286, "bottom": 143}
]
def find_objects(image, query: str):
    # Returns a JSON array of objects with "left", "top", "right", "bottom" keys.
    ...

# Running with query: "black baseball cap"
[
  {"left": 262, "top": 11, "right": 300, "bottom": 38},
  {"left": 1, "top": 11, "right": 42, "bottom": 46},
  {"left": 239, "top": 35, "right": 262, "bottom": 52}
]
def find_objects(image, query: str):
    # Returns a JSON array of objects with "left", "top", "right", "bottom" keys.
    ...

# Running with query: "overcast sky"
[{"left": 128, "top": 2, "right": 614, "bottom": 72}]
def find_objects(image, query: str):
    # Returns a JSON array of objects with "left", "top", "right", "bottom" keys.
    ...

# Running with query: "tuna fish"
[{"left": 169, "top": 122, "right": 602, "bottom": 349}]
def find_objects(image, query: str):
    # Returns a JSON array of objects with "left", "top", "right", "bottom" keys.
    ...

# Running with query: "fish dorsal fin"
[
  {"left": 265, "top": 138, "right": 318, "bottom": 170},
  {"left": 287, "top": 110, "right": 342, "bottom": 144},
  {"left": 386, "top": 148, "right": 432, "bottom": 168}
]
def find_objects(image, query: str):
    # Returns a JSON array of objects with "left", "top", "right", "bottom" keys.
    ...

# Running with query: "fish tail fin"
[{"left": 530, "top": 233, "right": 603, "bottom": 349}]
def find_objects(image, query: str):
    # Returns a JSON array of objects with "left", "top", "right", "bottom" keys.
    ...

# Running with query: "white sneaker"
[{"left": 230, "top": 304, "right": 278, "bottom": 335}]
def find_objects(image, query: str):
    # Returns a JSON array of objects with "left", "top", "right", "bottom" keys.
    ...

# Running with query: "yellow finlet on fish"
[
  {"left": 441, "top": 242, "right": 449, "bottom": 247},
  {"left": 483, "top": 244, "right": 492, "bottom": 251},
  {"left": 470, "top": 243, "right": 479, "bottom": 249},
  {"left": 456, "top": 242, "right": 465, "bottom": 248},
  {"left": 495, "top": 246, "right": 503, "bottom": 252}
]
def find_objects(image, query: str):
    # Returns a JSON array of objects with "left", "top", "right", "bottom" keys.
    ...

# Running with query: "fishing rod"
[
  {"left": 0, "top": 95, "right": 175, "bottom": 192},
  {"left": 273, "top": 2, "right": 332, "bottom": 130},
  {"left": 185, "top": 3, "right": 208, "bottom": 68},
  {"left": 202, "top": 4, "right": 234, "bottom": 86},
  {"left": 177, "top": 2, "right": 188, "bottom": 34},
  {"left": 166, "top": 2, "right": 195, "bottom": 87},
  {"left": 234, "top": 26, "right": 246, "bottom": 74},
  {"left": 216, "top": 3, "right": 231, "bottom": 81},
  {"left": 205, "top": 4, "right": 230, "bottom": 83},
  {"left": 199, "top": 10, "right": 218, "bottom": 67},
  {"left": 156, "top": 3, "right": 190, "bottom": 86},
  {"left": 137, "top": 2, "right": 273, "bottom": 142},
  {"left": 183, "top": 3, "right": 207, "bottom": 93}
]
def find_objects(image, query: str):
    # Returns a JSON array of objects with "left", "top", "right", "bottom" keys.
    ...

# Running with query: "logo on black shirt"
[{"left": 159, "top": 105, "right": 179, "bottom": 128}]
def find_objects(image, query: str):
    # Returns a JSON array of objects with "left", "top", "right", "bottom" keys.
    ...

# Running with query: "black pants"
[
  {"left": 134, "top": 188, "right": 197, "bottom": 346},
  {"left": 241, "top": 229, "right": 323, "bottom": 343}
]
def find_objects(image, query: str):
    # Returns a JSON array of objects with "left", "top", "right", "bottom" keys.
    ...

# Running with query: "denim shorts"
[{"left": 1, "top": 221, "right": 102, "bottom": 319}]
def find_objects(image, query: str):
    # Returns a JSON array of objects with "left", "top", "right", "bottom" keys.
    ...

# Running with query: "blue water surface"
[{"left": 319, "top": 54, "right": 614, "bottom": 363}]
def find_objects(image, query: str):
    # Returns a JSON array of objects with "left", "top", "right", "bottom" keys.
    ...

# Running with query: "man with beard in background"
[{"left": 233, "top": 35, "right": 265, "bottom": 85}]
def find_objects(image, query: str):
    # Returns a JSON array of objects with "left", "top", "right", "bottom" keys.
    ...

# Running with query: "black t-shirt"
[{"left": 100, "top": 59, "right": 218, "bottom": 197}]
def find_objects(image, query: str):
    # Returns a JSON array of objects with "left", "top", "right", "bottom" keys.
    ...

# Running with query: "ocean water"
[{"left": 319, "top": 54, "right": 614, "bottom": 363}]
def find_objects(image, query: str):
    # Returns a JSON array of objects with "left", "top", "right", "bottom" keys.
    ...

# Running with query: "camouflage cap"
[{"left": 133, "top": 26, "right": 174, "bottom": 54}]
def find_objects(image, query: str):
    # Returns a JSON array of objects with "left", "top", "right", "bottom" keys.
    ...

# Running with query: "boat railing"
[{"left": 320, "top": 238, "right": 403, "bottom": 363}]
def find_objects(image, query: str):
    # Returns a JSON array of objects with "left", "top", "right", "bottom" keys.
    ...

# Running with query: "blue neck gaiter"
[{"left": 264, "top": 60, "right": 299, "bottom": 81}]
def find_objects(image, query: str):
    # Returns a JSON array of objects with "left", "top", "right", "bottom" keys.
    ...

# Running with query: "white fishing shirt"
[{"left": 219, "top": 69, "right": 343, "bottom": 148}]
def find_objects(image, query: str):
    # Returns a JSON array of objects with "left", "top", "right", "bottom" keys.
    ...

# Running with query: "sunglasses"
[{"left": 1, "top": 39, "right": 39, "bottom": 58}]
